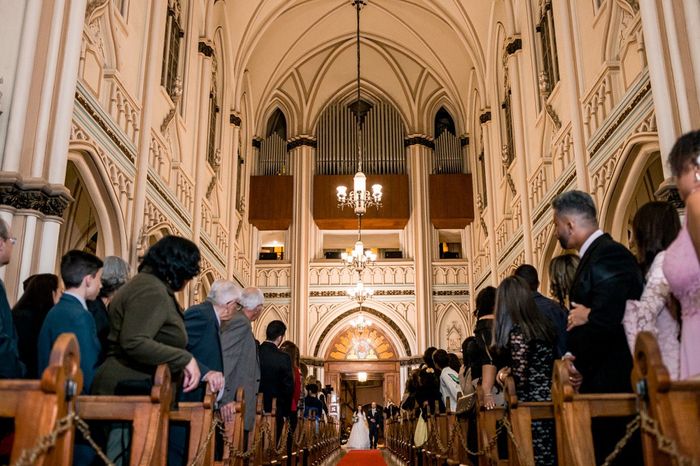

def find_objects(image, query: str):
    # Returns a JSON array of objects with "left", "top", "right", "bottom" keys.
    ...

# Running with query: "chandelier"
[
  {"left": 351, "top": 314, "right": 372, "bottom": 331},
  {"left": 341, "top": 217, "right": 377, "bottom": 271},
  {"left": 336, "top": 0, "right": 382, "bottom": 215},
  {"left": 347, "top": 280, "right": 374, "bottom": 305}
]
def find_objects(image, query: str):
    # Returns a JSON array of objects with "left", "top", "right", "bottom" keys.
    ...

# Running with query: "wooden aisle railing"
[
  {"left": 0, "top": 333, "right": 81, "bottom": 466},
  {"left": 632, "top": 331, "right": 700, "bottom": 465}
]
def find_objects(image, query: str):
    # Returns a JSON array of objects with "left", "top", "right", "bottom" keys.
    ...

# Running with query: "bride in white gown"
[{"left": 346, "top": 407, "right": 370, "bottom": 449}]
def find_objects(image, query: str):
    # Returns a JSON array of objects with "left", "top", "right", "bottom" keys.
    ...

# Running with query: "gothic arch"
[{"left": 65, "top": 145, "right": 128, "bottom": 259}]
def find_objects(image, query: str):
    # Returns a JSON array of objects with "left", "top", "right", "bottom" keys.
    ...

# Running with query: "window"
[
  {"left": 259, "top": 231, "right": 285, "bottom": 260},
  {"left": 478, "top": 148, "right": 488, "bottom": 208},
  {"left": 438, "top": 230, "right": 462, "bottom": 259},
  {"left": 501, "top": 87, "right": 515, "bottom": 168},
  {"left": 161, "top": 0, "right": 184, "bottom": 99},
  {"left": 206, "top": 55, "right": 220, "bottom": 169},
  {"left": 536, "top": 0, "right": 560, "bottom": 95}
]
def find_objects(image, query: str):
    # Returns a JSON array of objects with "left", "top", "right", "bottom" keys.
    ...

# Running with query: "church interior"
[{"left": 0, "top": 0, "right": 699, "bottom": 464}]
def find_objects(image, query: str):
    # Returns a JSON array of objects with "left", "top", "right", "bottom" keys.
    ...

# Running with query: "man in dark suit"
[
  {"left": 220, "top": 287, "right": 263, "bottom": 433},
  {"left": 367, "top": 401, "right": 383, "bottom": 449},
  {"left": 0, "top": 219, "right": 24, "bottom": 380},
  {"left": 513, "top": 264, "right": 568, "bottom": 357},
  {"left": 552, "top": 190, "right": 643, "bottom": 464},
  {"left": 259, "top": 320, "right": 294, "bottom": 437}
]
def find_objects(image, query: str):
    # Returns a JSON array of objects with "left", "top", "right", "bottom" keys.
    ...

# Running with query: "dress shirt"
[{"left": 579, "top": 229, "right": 604, "bottom": 258}]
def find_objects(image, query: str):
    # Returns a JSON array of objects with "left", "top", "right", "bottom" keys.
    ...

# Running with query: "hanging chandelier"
[
  {"left": 347, "top": 280, "right": 374, "bottom": 304},
  {"left": 341, "top": 216, "right": 377, "bottom": 271},
  {"left": 336, "top": 0, "right": 382, "bottom": 215}
]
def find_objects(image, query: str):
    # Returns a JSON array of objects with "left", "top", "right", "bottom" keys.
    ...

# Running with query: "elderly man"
[
  {"left": 220, "top": 286, "right": 263, "bottom": 433},
  {"left": 0, "top": 219, "right": 23, "bottom": 379},
  {"left": 170, "top": 280, "right": 241, "bottom": 466},
  {"left": 182, "top": 279, "right": 241, "bottom": 402},
  {"left": 552, "top": 190, "right": 643, "bottom": 464}
]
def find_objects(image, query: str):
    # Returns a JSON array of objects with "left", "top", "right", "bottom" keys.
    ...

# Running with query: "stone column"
[
  {"left": 227, "top": 116, "right": 241, "bottom": 281},
  {"left": 480, "top": 114, "right": 499, "bottom": 286},
  {"left": 555, "top": 0, "right": 590, "bottom": 191},
  {"left": 406, "top": 139, "right": 434, "bottom": 349},
  {"left": 128, "top": 0, "right": 168, "bottom": 266},
  {"left": 0, "top": 0, "right": 87, "bottom": 299},
  {"left": 505, "top": 37, "right": 534, "bottom": 264},
  {"left": 289, "top": 139, "right": 315, "bottom": 354}
]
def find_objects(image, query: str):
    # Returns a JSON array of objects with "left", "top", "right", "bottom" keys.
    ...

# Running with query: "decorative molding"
[
  {"left": 480, "top": 217, "right": 488, "bottom": 238},
  {"left": 0, "top": 180, "right": 72, "bottom": 217},
  {"left": 252, "top": 138, "right": 262, "bottom": 149},
  {"left": 264, "top": 291, "right": 292, "bottom": 299},
  {"left": 460, "top": 135, "right": 469, "bottom": 147},
  {"left": 506, "top": 173, "right": 517, "bottom": 196},
  {"left": 479, "top": 111, "right": 492, "bottom": 124},
  {"left": 545, "top": 104, "right": 562, "bottom": 130},
  {"left": 229, "top": 113, "right": 241, "bottom": 126},
  {"left": 399, "top": 357, "right": 424, "bottom": 366},
  {"left": 312, "top": 306, "right": 412, "bottom": 357},
  {"left": 160, "top": 77, "right": 182, "bottom": 133},
  {"left": 146, "top": 173, "right": 190, "bottom": 225},
  {"left": 506, "top": 38, "right": 522, "bottom": 55},
  {"left": 432, "top": 290, "right": 469, "bottom": 296},
  {"left": 404, "top": 135, "right": 434, "bottom": 149},
  {"left": 309, "top": 289, "right": 415, "bottom": 297},
  {"left": 74, "top": 89, "right": 136, "bottom": 163},
  {"left": 287, "top": 136, "right": 317, "bottom": 150},
  {"left": 198, "top": 41, "right": 214, "bottom": 57}
]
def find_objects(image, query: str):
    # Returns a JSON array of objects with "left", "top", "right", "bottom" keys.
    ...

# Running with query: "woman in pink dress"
[{"left": 665, "top": 130, "right": 700, "bottom": 379}]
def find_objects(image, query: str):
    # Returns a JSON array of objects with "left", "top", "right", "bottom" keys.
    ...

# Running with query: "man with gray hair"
[
  {"left": 552, "top": 190, "right": 642, "bottom": 464},
  {"left": 171, "top": 280, "right": 241, "bottom": 466},
  {"left": 0, "top": 218, "right": 24, "bottom": 379},
  {"left": 220, "top": 286, "right": 263, "bottom": 432}
]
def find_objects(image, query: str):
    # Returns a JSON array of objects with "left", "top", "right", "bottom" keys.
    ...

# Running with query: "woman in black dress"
[{"left": 493, "top": 276, "right": 557, "bottom": 466}]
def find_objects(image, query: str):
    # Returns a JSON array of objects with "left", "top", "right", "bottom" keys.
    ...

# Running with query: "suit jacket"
[
  {"left": 568, "top": 233, "right": 643, "bottom": 393},
  {"left": 38, "top": 294, "right": 100, "bottom": 393},
  {"left": 533, "top": 291, "right": 568, "bottom": 358},
  {"left": 0, "top": 279, "right": 25, "bottom": 379},
  {"left": 367, "top": 407, "right": 383, "bottom": 431},
  {"left": 180, "top": 301, "right": 223, "bottom": 402},
  {"left": 91, "top": 272, "right": 191, "bottom": 396},
  {"left": 220, "top": 311, "right": 260, "bottom": 431},
  {"left": 258, "top": 341, "right": 293, "bottom": 418}
]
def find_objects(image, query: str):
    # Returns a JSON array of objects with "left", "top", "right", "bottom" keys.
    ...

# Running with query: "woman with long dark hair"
[
  {"left": 493, "top": 276, "right": 556, "bottom": 466},
  {"left": 279, "top": 341, "right": 302, "bottom": 426},
  {"left": 548, "top": 254, "right": 579, "bottom": 308},
  {"left": 12, "top": 273, "right": 61, "bottom": 378},
  {"left": 92, "top": 235, "right": 201, "bottom": 464},
  {"left": 623, "top": 201, "right": 681, "bottom": 379}
]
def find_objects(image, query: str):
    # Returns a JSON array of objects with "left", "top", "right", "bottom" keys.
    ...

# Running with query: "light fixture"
[
  {"left": 347, "top": 280, "right": 373, "bottom": 305},
  {"left": 336, "top": 0, "right": 382, "bottom": 215},
  {"left": 351, "top": 314, "right": 372, "bottom": 331},
  {"left": 341, "top": 217, "right": 377, "bottom": 271},
  {"left": 357, "top": 371, "right": 368, "bottom": 382}
]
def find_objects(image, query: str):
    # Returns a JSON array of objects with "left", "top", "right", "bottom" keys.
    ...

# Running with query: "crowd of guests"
[{"left": 0, "top": 233, "right": 329, "bottom": 465}]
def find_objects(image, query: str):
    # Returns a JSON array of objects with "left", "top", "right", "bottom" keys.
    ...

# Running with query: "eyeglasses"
[{"left": 4, "top": 237, "right": 16, "bottom": 245}]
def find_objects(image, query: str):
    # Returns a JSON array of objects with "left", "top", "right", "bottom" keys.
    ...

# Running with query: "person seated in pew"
[
  {"left": 38, "top": 250, "right": 103, "bottom": 393},
  {"left": 492, "top": 276, "right": 557, "bottom": 466},
  {"left": 12, "top": 273, "right": 61, "bottom": 379},
  {"left": 37, "top": 250, "right": 104, "bottom": 466},
  {"left": 92, "top": 236, "right": 202, "bottom": 466},
  {"left": 623, "top": 202, "right": 681, "bottom": 380},
  {"left": 303, "top": 382, "right": 325, "bottom": 419},
  {"left": 0, "top": 218, "right": 25, "bottom": 381},
  {"left": 87, "top": 256, "right": 130, "bottom": 365}
]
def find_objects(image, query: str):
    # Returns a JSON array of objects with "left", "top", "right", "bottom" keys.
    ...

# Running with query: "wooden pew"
[
  {"left": 550, "top": 359, "right": 637, "bottom": 466},
  {"left": 0, "top": 333, "right": 82, "bottom": 466},
  {"left": 169, "top": 383, "right": 217, "bottom": 465},
  {"left": 632, "top": 331, "right": 700, "bottom": 465},
  {"left": 475, "top": 385, "right": 507, "bottom": 466},
  {"left": 501, "top": 375, "right": 555, "bottom": 466},
  {"left": 221, "top": 387, "right": 246, "bottom": 466},
  {"left": 75, "top": 364, "right": 173, "bottom": 466}
]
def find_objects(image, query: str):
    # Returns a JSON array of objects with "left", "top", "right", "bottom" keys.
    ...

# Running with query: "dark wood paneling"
[
  {"left": 313, "top": 174, "right": 410, "bottom": 229},
  {"left": 429, "top": 173, "right": 475, "bottom": 229},
  {"left": 249, "top": 175, "right": 293, "bottom": 230}
]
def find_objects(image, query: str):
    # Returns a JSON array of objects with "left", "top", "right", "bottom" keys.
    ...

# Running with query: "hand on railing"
[{"left": 203, "top": 370, "right": 224, "bottom": 393}]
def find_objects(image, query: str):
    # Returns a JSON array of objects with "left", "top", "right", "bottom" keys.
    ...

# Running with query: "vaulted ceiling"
[{"left": 224, "top": 0, "right": 496, "bottom": 136}]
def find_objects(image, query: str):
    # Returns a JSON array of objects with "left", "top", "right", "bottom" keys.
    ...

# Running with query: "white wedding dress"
[{"left": 346, "top": 412, "right": 370, "bottom": 449}]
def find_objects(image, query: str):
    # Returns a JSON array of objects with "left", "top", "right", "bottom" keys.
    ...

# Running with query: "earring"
[{"left": 695, "top": 172, "right": 700, "bottom": 182}]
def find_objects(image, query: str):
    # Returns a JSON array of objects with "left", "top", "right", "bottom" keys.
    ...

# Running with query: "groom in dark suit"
[
  {"left": 552, "top": 190, "right": 643, "bottom": 464},
  {"left": 367, "top": 401, "right": 383, "bottom": 449}
]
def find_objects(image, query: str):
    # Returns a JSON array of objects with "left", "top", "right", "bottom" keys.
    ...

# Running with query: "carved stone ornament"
[
  {"left": 506, "top": 173, "right": 517, "bottom": 196},
  {"left": 0, "top": 180, "right": 73, "bottom": 217}
]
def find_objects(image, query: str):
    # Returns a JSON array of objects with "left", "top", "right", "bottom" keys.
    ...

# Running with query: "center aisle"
[{"left": 336, "top": 450, "right": 387, "bottom": 466}]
